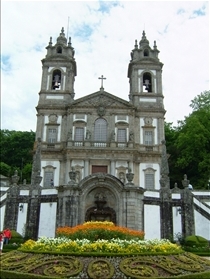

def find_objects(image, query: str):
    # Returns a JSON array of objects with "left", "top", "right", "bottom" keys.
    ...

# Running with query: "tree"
[
  {"left": 190, "top": 90, "right": 210, "bottom": 111},
  {"left": 0, "top": 130, "right": 35, "bottom": 182},
  {"left": 164, "top": 122, "right": 181, "bottom": 188},
  {"left": 174, "top": 91, "right": 210, "bottom": 189},
  {"left": 0, "top": 162, "right": 11, "bottom": 177}
]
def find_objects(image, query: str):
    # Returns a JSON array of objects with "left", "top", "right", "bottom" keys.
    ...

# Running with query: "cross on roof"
[{"left": 98, "top": 75, "right": 106, "bottom": 89}]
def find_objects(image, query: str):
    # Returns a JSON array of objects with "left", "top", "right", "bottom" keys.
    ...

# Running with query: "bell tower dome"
[
  {"left": 128, "top": 31, "right": 164, "bottom": 112},
  {"left": 38, "top": 27, "right": 77, "bottom": 105}
]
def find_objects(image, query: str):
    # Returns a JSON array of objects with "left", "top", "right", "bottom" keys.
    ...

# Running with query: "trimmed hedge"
[{"left": 184, "top": 235, "right": 209, "bottom": 248}]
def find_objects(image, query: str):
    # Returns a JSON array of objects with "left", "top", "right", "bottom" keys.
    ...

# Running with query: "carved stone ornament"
[
  {"left": 144, "top": 117, "right": 153, "bottom": 126},
  {"left": 48, "top": 114, "right": 58, "bottom": 123},
  {"left": 97, "top": 106, "right": 106, "bottom": 117}
]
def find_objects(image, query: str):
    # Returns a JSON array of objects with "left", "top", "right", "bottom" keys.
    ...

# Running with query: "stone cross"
[{"left": 98, "top": 75, "right": 106, "bottom": 89}]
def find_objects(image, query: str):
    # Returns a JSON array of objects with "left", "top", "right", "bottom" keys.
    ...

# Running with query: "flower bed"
[
  {"left": 56, "top": 221, "right": 145, "bottom": 241},
  {"left": 1, "top": 250, "right": 210, "bottom": 278},
  {"left": 1, "top": 222, "right": 210, "bottom": 278},
  {"left": 19, "top": 237, "right": 182, "bottom": 254}
]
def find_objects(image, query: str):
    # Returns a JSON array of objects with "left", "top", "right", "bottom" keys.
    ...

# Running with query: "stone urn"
[
  {"left": 126, "top": 169, "right": 134, "bottom": 184},
  {"left": 11, "top": 170, "right": 20, "bottom": 185}
]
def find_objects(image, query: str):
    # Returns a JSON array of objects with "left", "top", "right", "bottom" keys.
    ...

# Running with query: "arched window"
[
  {"left": 143, "top": 72, "right": 152, "bottom": 92},
  {"left": 56, "top": 46, "right": 62, "bottom": 54},
  {"left": 94, "top": 118, "right": 107, "bottom": 142},
  {"left": 52, "top": 69, "right": 61, "bottom": 90},
  {"left": 143, "top": 49, "right": 149, "bottom": 56}
]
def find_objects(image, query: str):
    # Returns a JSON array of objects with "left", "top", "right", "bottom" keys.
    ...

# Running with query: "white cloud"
[{"left": 1, "top": 1, "right": 209, "bottom": 131}]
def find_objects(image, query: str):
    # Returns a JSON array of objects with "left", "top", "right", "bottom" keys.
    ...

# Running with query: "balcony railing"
[{"left": 41, "top": 141, "right": 161, "bottom": 152}]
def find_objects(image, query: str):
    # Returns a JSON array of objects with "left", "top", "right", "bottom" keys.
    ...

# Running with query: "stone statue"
[
  {"left": 67, "top": 129, "right": 72, "bottom": 141},
  {"left": 110, "top": 130, "right": 115, "bottom": 142},
  {"left": 129, "top": 131, "right": 134, "bottom": 141},
  {"left": 86, "top": 130, "right": 91, "bottom": 140}
]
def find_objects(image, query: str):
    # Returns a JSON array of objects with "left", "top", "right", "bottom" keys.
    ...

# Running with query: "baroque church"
[{"left": 1, "top": 28, "right": 209, "bottom": 241}]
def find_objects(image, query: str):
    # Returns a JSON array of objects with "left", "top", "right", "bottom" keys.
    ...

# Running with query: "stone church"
[{"left": 1, "top": 29, "right": 209, "bottom": 241}]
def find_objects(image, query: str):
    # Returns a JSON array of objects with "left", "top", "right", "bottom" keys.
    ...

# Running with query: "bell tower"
[
  {"left": 38, "top": 27, "right": 76, "bottom": 106},
  {"left": 35, "top": 27, "right": 77, "bottom": 142},
  {"left": 128, "top": 31, "right": 164, "bottom": 110}
]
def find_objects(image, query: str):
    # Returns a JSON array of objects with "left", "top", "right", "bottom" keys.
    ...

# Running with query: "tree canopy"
[
  {"left": 0, "top": 130, "right": 35, "bottom": 182},
  {"left": 165, "top": 90, "right": 210, "bottom": 189}
]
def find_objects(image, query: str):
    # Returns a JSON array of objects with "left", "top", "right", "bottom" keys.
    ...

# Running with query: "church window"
[
  {"left": 144, "top": 130, "right": 153, "bottom": 145},
  {"left": 47, "top": 128, "right": 57, "bottom": 143},
  {"left": 117, "top": 128, "right": 126, "bottom": 142},
  {"left": 144, "top": 49, "right": 149, "bottom": 56},
  {"left": 143, "top": 72, "right": 152, "bottom": 92},
  {"left": 145, "top": 173, "right": 155, "bottom": 189},
  {"left": 52, "top": 69, "right": 61, "bottom": 90},
  {"left": 94, "top": 118, "right": 107, "bottom": 142},
  {"left": 56, "top": 46, "right": 62, "bottom": 53},
  {"left": 43, "top": 165, "right": 56, "bottom": 187},
  {"left": 143, "top": 167, "right": 156, "bottom": 190},
  {"left": 74, "top": 127, "right": 84, "bottom": 141},
  {"left": 44, "top": 171, "right": 54, "bottom": 187}
]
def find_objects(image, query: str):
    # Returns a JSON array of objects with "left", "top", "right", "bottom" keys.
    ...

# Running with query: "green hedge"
[{"left": 184, "top": 235, "right": 209, "bottom": 248}]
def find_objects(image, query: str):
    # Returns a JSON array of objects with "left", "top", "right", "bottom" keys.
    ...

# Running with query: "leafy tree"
[
  {"left": 172, "top": 91, "right": 210, "bottom": 189},
  {"left": 164, "top": 122, "right": 182, "bottom": 188},
  {"left": 22, "top": 163, "right": 33, "bottom": 184},
  {"left": 0, "top": 162, "right": 11, "bottom": 177},
  {"left": 190, "top": 90, "right": 210, "bottom": 111},
  {"left": 0, "top": 130, "right": 35, "bottom": 182}
]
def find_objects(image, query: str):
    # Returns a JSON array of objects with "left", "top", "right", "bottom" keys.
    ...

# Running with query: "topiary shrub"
[
  {"left": 184, "top": 235, "right": 209, "bottom": 248},
  {"left": 11, "top": 230, "right": 24, "bottom": 244}
]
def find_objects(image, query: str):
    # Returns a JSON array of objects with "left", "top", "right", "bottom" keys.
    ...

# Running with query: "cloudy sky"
[{"left": 1, "top": 1, "right": 209, "bottom": 132}]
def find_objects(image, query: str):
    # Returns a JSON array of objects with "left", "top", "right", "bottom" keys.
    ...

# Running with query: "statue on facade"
[
  {"left": 110, "top": 130, "right": 115, "bottom": 142},
  {"left": 67, "top": 129, "right": 72, "bottom": 141},
  {"left": 129, "top": 131, "right": 134, "bottom": 141},
  {"left": 85, "top": 130, "right": 91, "bottom": 140},
  {"left": 119, "top": 172, "right": 125, "bottom": 184}
]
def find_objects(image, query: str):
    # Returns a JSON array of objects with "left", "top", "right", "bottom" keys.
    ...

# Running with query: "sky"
[{"left": 1, "top": 0, "right": 209, "bottom": 132}]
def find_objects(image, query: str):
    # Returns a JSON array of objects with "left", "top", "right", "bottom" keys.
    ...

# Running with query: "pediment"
[{"left": 71, "top": 91, "right": 133, "bottom": 110}]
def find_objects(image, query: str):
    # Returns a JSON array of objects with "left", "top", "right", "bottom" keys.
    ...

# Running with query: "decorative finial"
[
  {"left": 61, "top": 27, "right": 64, "bottom": 34},
  {"left": 154, "top": 40, "right": 157, "bottom": 49},
  {"left": 68, "top": 37, "right": 72, "bottom": 46},
  {"left": 142, "top": 30, "right": 146, "bottom": 39},
  {"left": 49, "top": 37, "right": 52, "bottom": 46},
  {"left": 134, "top": 39, "right": 138, "bottom": 49},
  {"left": 182, "top": 174, "right": 190, "bottom": 188}
]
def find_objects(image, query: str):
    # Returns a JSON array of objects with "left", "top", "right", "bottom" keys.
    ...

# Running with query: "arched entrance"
[{"left": 85, "top": 191, "right": 116, "bottom": 223}]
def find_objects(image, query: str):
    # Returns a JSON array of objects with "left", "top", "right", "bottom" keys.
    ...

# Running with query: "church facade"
[{"left": 1, "top": 29, "right": 209, "bottom": 241}]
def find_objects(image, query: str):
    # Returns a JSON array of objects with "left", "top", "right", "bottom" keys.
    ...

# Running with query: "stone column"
[
  {"left": 65, "top": 159, "right": 71, "bottom": 184},
  {"left": 110, "top": 160, "right": 115, "bottom": 176},
  {"left": 180, "top": 174, "right": 195, "bottom": 237},
  {"left": 84, "top": 160, "right": 89, "bottom": 176},
  {"left": 26, "top": 188, "right": 42, "bottom": 240}
]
